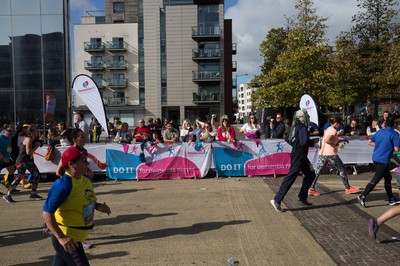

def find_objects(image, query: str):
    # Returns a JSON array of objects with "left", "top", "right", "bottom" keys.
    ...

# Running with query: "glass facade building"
[{"left": 0, "top": 0, "right": 70, "bottom": 126}]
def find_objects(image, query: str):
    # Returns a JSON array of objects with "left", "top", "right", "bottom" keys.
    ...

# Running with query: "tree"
[
  {"left": 252, "top": 0, "right": 331, "bottom": 109},
  {"left": 346, "top": 0, "right": 399, "bottom": 108},
  {"left": 249, "top": 27, "right": 288, "bottom": 88}
]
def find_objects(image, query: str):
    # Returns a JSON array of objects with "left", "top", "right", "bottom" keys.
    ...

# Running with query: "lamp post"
[{"left": 233, "top": 73, "right": 248, "bottom": 123}]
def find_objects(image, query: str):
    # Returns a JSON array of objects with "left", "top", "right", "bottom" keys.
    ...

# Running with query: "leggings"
[
  {"left": 51, "top": 235, "right": 89, "bottom": 266},
  {"left": 310, "top": 155, "right": 350, "bottom": 190},
  {"left": 9, "top": 161, "right": 40, "bottom": 192},
  {"left": 362, "top": 161, "right": 393, "bottom": 199}
]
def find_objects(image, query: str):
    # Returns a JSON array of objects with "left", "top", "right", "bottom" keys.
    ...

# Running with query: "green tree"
[
  {"left": 344, "top": 0, "right": 399, "bottom": 107},
  {"left": 249, "top": 27, "right": 288, "bottom": 88},
  {"left": 252, "top": 0, "right": 331, "bottom": 109}
]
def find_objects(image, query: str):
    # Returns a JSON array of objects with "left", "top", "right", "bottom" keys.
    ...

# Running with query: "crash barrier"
[{"left": 22, "top": 138, "right": 374, "bottom": 180}]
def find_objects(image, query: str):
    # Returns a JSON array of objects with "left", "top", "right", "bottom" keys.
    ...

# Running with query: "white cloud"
[{"left": 226, "top": 0, "right": 359, "bottom": 80}]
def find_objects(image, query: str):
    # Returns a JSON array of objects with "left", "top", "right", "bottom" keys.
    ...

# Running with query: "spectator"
[
  {"left": 74, "top": 112, "right": 89, "bottom": 143},
  {"left": 344, "top": 119, "right": 362, "bottom": 136},
  {"left": 217, "top": 118, "right": 236, "bottom": 142},
  {"left": 133, "top": 119, "right": 151, "bottom": 143},
  {"left": 366, "top": 119, "right": 380, "bottom": 137},
  {"left": 239, "top": 115, "right": 260, "bottom": 139},
  {"left": 163, "top": 122, "right": 179, "bottom": 144},
  {"left": 271, "top": 113, "right": 285, "bottom": 139},
  {"left": 113, "top": 116, "right": 122, "bottom": 131},
  {"left": 114, "top": 122, "right": 133, "bottom": 144},
  {"left": 180, "top": 119, "right": 194, "bottom": 143},
  {"left": 107, "top": 122, "right": 117, "bottom": 143},
  {"left": 199, "top": 121, "right": 214, "bottom": 143},
  {"left": 380, "top": 111, "right": 390, "bottom": 129}
]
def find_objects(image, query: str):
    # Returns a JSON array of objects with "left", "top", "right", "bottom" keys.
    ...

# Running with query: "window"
[{"left": 113, "top": 2, "right": 125, "bottom": 14}]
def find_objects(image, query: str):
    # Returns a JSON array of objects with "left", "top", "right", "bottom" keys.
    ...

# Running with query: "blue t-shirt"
[
  {"left": 0, "top": 134, "right": 12, "bottom": 161},
  {"left": 370, "top": 127, "right": 400, "bottom": 164}
]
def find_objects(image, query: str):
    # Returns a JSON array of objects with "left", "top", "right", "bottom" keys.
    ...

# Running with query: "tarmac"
[{"left": 2, "top": 166, "right": 400, "bottom": 265}]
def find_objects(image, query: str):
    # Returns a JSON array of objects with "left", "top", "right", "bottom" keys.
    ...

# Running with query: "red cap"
[{"left": 61, "top": 147, "right": 87, "bottom": 167}]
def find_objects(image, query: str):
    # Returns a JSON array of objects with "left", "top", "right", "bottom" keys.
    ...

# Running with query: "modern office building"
[
  {"left": 0, "top": 0, "right": 70, "bottom": 126},
  {"left": 73, "top": 0, "right": 235, "bottom": 125}
]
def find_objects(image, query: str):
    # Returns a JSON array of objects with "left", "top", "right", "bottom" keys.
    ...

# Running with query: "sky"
[{"left": 69, "top": 0, "right": 361, "bottom": 84}]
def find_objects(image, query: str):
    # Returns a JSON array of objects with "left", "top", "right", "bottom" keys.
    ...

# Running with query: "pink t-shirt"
[{"left": 319, "top": 126, "right": 339, "bottom": 156}]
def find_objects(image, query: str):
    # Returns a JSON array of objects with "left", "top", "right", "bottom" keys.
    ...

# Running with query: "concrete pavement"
[{"left": 1, "top": 168, "right": 400, "bottom": 265}]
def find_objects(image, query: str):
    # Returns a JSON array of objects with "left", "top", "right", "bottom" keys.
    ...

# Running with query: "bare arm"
[{"left": 42, "top": 211, "right": 78, "bottom": 252}]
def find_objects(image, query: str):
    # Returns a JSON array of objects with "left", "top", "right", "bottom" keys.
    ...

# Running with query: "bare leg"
[{"left": 377, "top": 205, "right": 400, "bottom": 226}]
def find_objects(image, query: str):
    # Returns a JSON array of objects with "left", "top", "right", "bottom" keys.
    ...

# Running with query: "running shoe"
[
  {"left": 357, "top": 195, "right": 366, "bottom": 208},
  {"left": 388, "top": 198, "right": 400, "bottom": 206},
  {"left": 82, "top": 242, "right": 93, "bottom": 250},
  {"left": 3, "top": 194, "right": 16, "bottom": 203},
  {"left": 270, "top": 199, "right": 283, "bottom": 212},
  {"left": 368, "top": 218, "right": 379, "bottom": 239},
  {"left": 308, "top": 189, "right": 321, "bottom": 196},
  {"left": 345, "top": 186, "right": 360, "bottom": 195},
  {"left": 30, "top": 193, "right": 43, "bottom": 200}
]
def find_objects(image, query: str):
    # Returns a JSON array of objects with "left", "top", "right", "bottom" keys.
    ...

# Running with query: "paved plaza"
[{"left": 1, "top": 168, "right": 400, "bottom": 265}]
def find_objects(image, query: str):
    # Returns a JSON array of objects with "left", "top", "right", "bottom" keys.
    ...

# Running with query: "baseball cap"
[
  {"left": 114, "top": 116, "right": 120, "bottom": 120},
  {"left": 22, "top": 124, "right": 31, "bottom": 127},
  {"left": 61, "top": 146, "right": 88, "bottom": 167}
]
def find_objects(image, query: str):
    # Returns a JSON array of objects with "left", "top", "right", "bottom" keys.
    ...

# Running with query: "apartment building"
[
  {"left": 73, "top": 0, "right": 235, "bottom": 125},
  {"left": 237, "top": 83, "right": 258, "bottom": 120}
]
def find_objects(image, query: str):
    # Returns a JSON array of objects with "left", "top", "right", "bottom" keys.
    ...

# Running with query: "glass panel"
[
  {"left": 0, "top": 0, "right": 11, "bottom": 15},
  {"left": 41, "top": 15, "right": 63, "bottom": 34},
  {"left": 41, "top": 0, "right": 63, "bottom": 14},
  {"left": 0, "top": 16, "right": 13, "bottom": 90},
  {"left": 0, "top": 91, "right": 14, "bottom": 122},
  {"left": 11, "top": 0, "right": 40, "bottom": 15},
  {"left": 12, "top": 15, "right": 41, "bottom": 36}
]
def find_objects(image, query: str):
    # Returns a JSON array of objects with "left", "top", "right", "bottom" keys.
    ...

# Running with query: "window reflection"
[
  {"left": 11, "top": 0, "right": 40, "bottom": 15},
  {"left": 0, "top": 0, "right": 11, "bottom": 15}
]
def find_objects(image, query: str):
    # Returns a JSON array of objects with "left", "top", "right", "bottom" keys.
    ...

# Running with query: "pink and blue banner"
[
  {"left": 106, "top": 143, "right": 211, "bottom": 180},
  {"left": 212, "top": 140, "right": 294, "bottom": 177}
]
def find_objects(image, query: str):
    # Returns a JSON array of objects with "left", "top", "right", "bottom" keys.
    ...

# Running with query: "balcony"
[
  {"left": 84, "top": 42, "right": 105, "bottom": 52},
  {"left": 84, "top": 60, "right": 106, "bottom": 70},
  {"left": 107, "top": 78, "right": 127, "bottom": 88},
  {"left": 103, "top": 97, "right": 128, "bottom": 106},
  {"left": 232, "top": 78, "right": 237, "bottom": 88},
  {"left": 92, "top": 78, "right": 107, "bottom": 88},
  {"left": 192, "top": 92, "right": 221, "bottom": 103},
  {"left": 107, "top": 60, "right": 128, "bottom": 70},
  {"left": 192, "top": 71, "right": 221, "bottom": 82},
  {"left": 232, "top": 61, "right": 237, "bottom": 72},
  {"left": 232, "top": 43, "right": 237, "bottom": 55},
  {"left": 192, "top": 26, "right": 221, "bottom": 40},
  {"left": 192, "top": 49, "right": 220, "bottom": 61},
  {"left": 106, "top": 41, "right": 128, "bottom": 52}
]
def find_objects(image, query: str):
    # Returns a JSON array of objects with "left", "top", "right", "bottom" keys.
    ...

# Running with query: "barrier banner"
[
  {"left": 213, "top": 140, "right": 292, "bottom": 177},
  {"left": 106, "top": 143, "right": 211, "bottom": 180},
  {"left": 32, "top": 144, "right": 107, "bottom": 173}
]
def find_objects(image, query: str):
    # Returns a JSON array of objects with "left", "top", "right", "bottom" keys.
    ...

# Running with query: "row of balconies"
[
  {"left": 84, "top": 41, "right": 128, "bottom": 53},
  {"left": 192, "top": 92, "right": 220, "bottom": 103},
  {"left": 92, "top": 77, "right": 127, "bottom": 88},
  {"left": 84, "top": 60, "right": 128, "bottom": 70}
]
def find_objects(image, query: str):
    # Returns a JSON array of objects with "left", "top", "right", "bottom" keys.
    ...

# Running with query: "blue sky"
[{"left": 70, "top": 0, "right": 361, "bottom": 84}]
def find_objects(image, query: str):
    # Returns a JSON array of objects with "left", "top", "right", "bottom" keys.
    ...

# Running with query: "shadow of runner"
[
  {"left": 94, "top": 213, "right": 178, "bottom": 226},
  {"left": 91, "top": 220, "right": 251, "bottom": 246},
  {"left": 0, "top": 228, "right": 43, "bottom": 247}
]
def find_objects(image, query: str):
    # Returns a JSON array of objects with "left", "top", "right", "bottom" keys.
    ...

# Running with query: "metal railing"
[
  {"left": 191, "top": 26, "right": 221, "bottom": 37},
  {"left": 84, "top": 42, "right": 105, "bottom": 51},
  {"left": 192, "top": 48, "right": 221, "bottom": 59},
  {"left": 107, "top": 78, "right": 127, "bottom": 87},
  {"left": 84, "top": 60, "right": 106, "bottom": 70},
  {"left": 107, "top": 60, "right": 128, "bottom": 69},
  {"left": 192, "top": 71, "right": 221, "bottom": 81},
  {"left": 105, "top": 41, "right": 128, "bottom": 51},
  {"left": 103, "top": 97, "right": 128, "bottom": 106}
]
